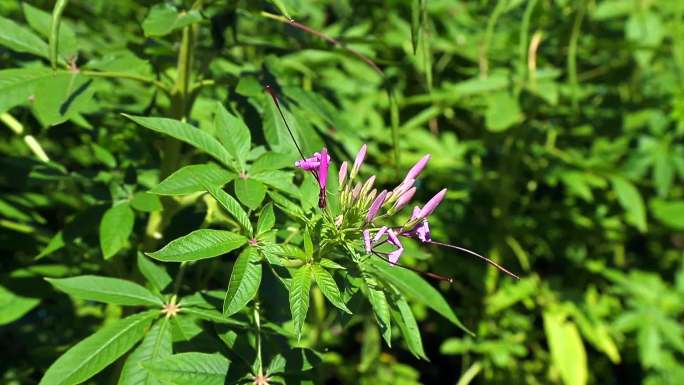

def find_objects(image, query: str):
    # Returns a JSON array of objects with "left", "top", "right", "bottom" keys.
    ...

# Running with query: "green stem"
[
  {"left": 480, "top": 0, "right": 507, "bottom": 78},
  {"left": 49, "top": 0, "right": 68, "bottom": 69},
  {"left": 568, "top": 1, "right": 586, "bottom": 111},
  {"left": 81, "top": 70, "right": 169, "bottom": 93},
  {"left": 254, "top": 302, "right": 263, "bottom": 376}
]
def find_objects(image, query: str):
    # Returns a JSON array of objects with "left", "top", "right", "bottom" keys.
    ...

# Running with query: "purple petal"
[
  {"left": 295, "top": 159, "right": 320, "bottom": 170},
  {"left": 366, "top": 190, "right": 388, "bottom": 222},
  {"left": 318, "top": 148, "right": 330, "bottom": 208},
  {"left": 418, "top": 188, "right": 447, "bottom": 219},
  {"left": 411, "top": 206, "right": 421, "bottom": 220},
  {"left": 404, "top": 154, "right": 430, "bottom": 182},
  {"left": 363, "top": 229, "right": 371, "bottom": 253},
  {"left": 373, "top": 226, "right": 388, "bottom": 242},
  {"left": 416, "top": 220, "right": 431, "bottom": 242},
  {"left": 387, "top": 228, "right": 402, "bottom": 248},
  {"left": 388, "top": 246, "right": 404, "bottom": 265}
]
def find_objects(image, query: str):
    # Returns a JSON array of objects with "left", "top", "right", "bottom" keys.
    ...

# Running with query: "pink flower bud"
[
  {"left": 363, "top": 229, "right": 371, "bottom": 253},
  {"left": 404, "top": 154, "right": 430, "bottom": 182},
  {"left": 418, "top": 188, "right": 447, "bottom": 219},
  {"left": 360, "top": 175, "right": 376, "bottom": 197},
  {"left": 392, "top": 187, "right": 416, "bottom": 212},
  {"left": 350, "top": 144, "right": 367, "bottom": 179},
  {"left": 366, "top": 190, "right": 388, "bottom": 222},
  {"left": 339, "top": 161, "right": 348, "bottom": 187}
]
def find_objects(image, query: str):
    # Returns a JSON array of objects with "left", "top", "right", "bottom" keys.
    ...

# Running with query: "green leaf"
[
  {"left": 147, "top": 229, "right": 247, "bottom": 263},
  {"left": 100, "top": 202, "right": 135, "bottom": 259},
  {"left": 650, "top": 199, "right": 684, "bottom": 230},
  {"left": 0, "top": 284, "right": 40, "bottom": 325},
  {"left": 543, "top": 310, "right": 588, "bottom": 385},
  {"left": 214, "top": 103, "right": 251, "bottom": 170},
  {"left": 363, "top": 274, "right": 391, "bottom": 346},
  {"left": 223, "top": 247, "right": 262, "bottom": 316},
  {"left": 234, "top": 178, "right": 266, "bottom": 210},
  {"left": 313, "top": 265, "right": 351, "bottom": 314},
  {"left": 124, "top": 115, "right": 234, "bottom": 169},
  {"left": 91, "top": 143, "right": 117, "bottom": 168},
  {"left": 203, "top": 184, "right": 253, "bottom": 235},
  {"left": 33, "top": 72, "right": 96, "bottom": 126},
  {"left": 485, "top": 91, "right": 523, "bottom": 132},
  {"left": 371, "top": 258, "right": 472, "bottom": 335},
  {"left": 39, "top": 310, "right": 158, "bottom": 385},
  {"left": 46, "top": 275, "right": 163, "bottom": 306},
  {"left": 142, "top": 353, "right": 230, "bottom": 385},
  {"left": 610, "top": 176, "right": 647, "bottom": 232},
  {"left": 252, "top": 170, "right": 300, "bottom": 198},
  {"left": 130, "top": 192, "right": 163, "bottom": 212},
  {"left": 250, "top": 152, "right": 295, "bottom": 174},
  {"left": 118, "top": 318, "right": 172, "bottom": 385},
  {"left": 0, "top": 15, "right": 48, "bottom": 58},
  {"left": 137, "top": 253, "right": 172, "bottom": 292},
  {"left": 142, "top": 4, "right": 202, "bottom": 37},
  {"left": 256, "top": 202, "right": 275, "bottom": 235},
  {"left": 289, "top": 265, "right": 313, "bottom": 339},
  {"left": 0, "top": 67, "right": 55, "bottom": 114},
  {"left": 389, "top": 294, "right": 427, "bottom": 360},
  {"left": 150, "top": 163, "right": 235, "bottom": 196},
  {"left": 143, "top": 353, "right": 230, "bottom": 385}
]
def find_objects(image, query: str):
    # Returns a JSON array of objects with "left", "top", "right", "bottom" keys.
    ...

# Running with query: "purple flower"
[
  {"left": 405, "top": 219, "right": 431, "bottom": 243},
  {"left": 339, "top": 161, "right": 348, "bottom": 187},
  {"left": 418, "top": 188, "right": 447, "bottom": 219},
  {"left": 363, "top": 229, "right": 371, "bottom": 253},
  {"left": 404, "top": 154, "right": 431, "bottom": 182},
  {"left": 294, "top": 154, "right": 320, "bottom": 170},
  {"left": 387, "top": 228, "right": 404, "bottom": 265},
  {"left": 366, "top": 190, "right": 388, "bottom": 223},
  {"left": 350, "top": 144, "right": 367, "bottom": 179}
]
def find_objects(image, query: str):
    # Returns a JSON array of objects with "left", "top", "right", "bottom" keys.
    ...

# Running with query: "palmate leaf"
[
  {"left": 150, "top": 163, "right": 235, "bottom": 196},
  {"left": 143, "top": 352, "right": 230, "bottom": 385},
  {"left": 370, "top": 258, "right": 472, "bottom": 335},
  {"left": 147, "top": 229, "right": 246, "bottom": 262},
  {"left": 363, "top": 274, "right": 391, "bottom": 346},
  {"left": 223, "top": 247, "right": 262, "bottom": 316},
  {"left": 100, "top": 202, "right": 135, "bottom": 259},
  {"left": 124, "top": 115, "right": 234, "bottom": 169},
  {"left": 46, "top": 275, "right": 163, "bottom": 306},
  {"left": 313, "top": 265, "right": 351, "bottom": 314},
  {"left": 39, "top": 310, "right": 158, "bottom": 385},
  {"left": 203, "top": 184, "right": 253, "bottom": 235},
  {"left": 137, "top": 253, "right": 172, "bottom": 293},
  {"left": 118, "top": 317, "right": 172, "bottom": 385},
  {"left": 289, "top": 265, "right": 313, "bottom": 340}
]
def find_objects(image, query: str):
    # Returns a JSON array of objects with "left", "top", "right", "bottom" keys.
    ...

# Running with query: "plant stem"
[
  {"left": 254, "top": 302, "right": 263, "bottom": 376},
  {"left": 81, "top": 70, "right": 169, "bottom": 93}
]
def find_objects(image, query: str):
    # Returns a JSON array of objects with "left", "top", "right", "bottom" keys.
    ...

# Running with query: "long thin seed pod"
[
  {"left": 429, "top": 240, "right": 520, "bottom": 279},
  {"left": 372, "top": 251, "right": 454, "bottom": 284}
]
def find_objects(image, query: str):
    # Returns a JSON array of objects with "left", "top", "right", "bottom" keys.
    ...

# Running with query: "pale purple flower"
[
  {"left": 392, "top": 187, "right": 416, "bottom": 212},
  {"left": 294, "top": 155, "right": 320, "bottom": 170},
  {"left": 418, "top": 188, "right": 447, "bottom": 219},
  {"left": 404, "top": 154, "right": 430, "bottom": 182},
  {"left": 405, "top": 219, "right": 431, "bottom": 243},
  {"left": 350, "top": 144, "right": 367, "bottom": 179},
  {"left": 366, "top": 190, "right": 388, "bottom": 222},
  {"left": 387, "top": 228, "right": 404, "bottom": 264},
  {"left": 339, "top": 161, "right": 348, "bottom": 187},
  {"left": 363, "top": 229, "right": 371, "bottom": 253}
]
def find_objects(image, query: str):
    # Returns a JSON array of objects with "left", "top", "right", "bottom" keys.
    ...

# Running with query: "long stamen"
[
  {"left": 371, "top": 251, "right": 454, "bottom": 283},
  {"left": 265, "top": 85, "right": 321, "bottom": 184},
  {"left": 428, "top": 240, "right": 520, "bottom": 280}
]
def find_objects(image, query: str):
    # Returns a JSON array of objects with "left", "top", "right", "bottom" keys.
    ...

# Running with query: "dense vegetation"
[{"left": 2, "top": 1, "right": 684, "bottom": 384}]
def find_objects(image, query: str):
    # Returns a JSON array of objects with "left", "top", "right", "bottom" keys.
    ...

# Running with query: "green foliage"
[{"left": 2, "top": 1, "right": 684, "bottom": 385}]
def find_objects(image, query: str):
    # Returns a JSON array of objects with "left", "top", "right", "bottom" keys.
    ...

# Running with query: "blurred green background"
[{"left": 1, "top": 1, "right": 684, "bottom": 384}]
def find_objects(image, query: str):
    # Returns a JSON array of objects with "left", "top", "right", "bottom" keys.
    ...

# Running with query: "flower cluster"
[
  {"left": 294, "top": 144, "right": 520, "bottom": 279},
  {"left": 296, "top": 144, "right": 446, "bottom": 266}
]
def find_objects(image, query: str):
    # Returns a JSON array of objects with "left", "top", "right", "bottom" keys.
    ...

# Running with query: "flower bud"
[
  {"left": 366, "top": 190, "right": 388, "bottom": 223},
  {"left": 350, "top": 144, "right": 367, "bottom": 180},
  {"left": 338, "top": 161, "right": 348, "bottom": 188},
  {"left": 404, "top": 154, "right": 430, "bottom": 182},
  {"left": 418, "top": 188, "right": 447, "bottom": 219}
]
